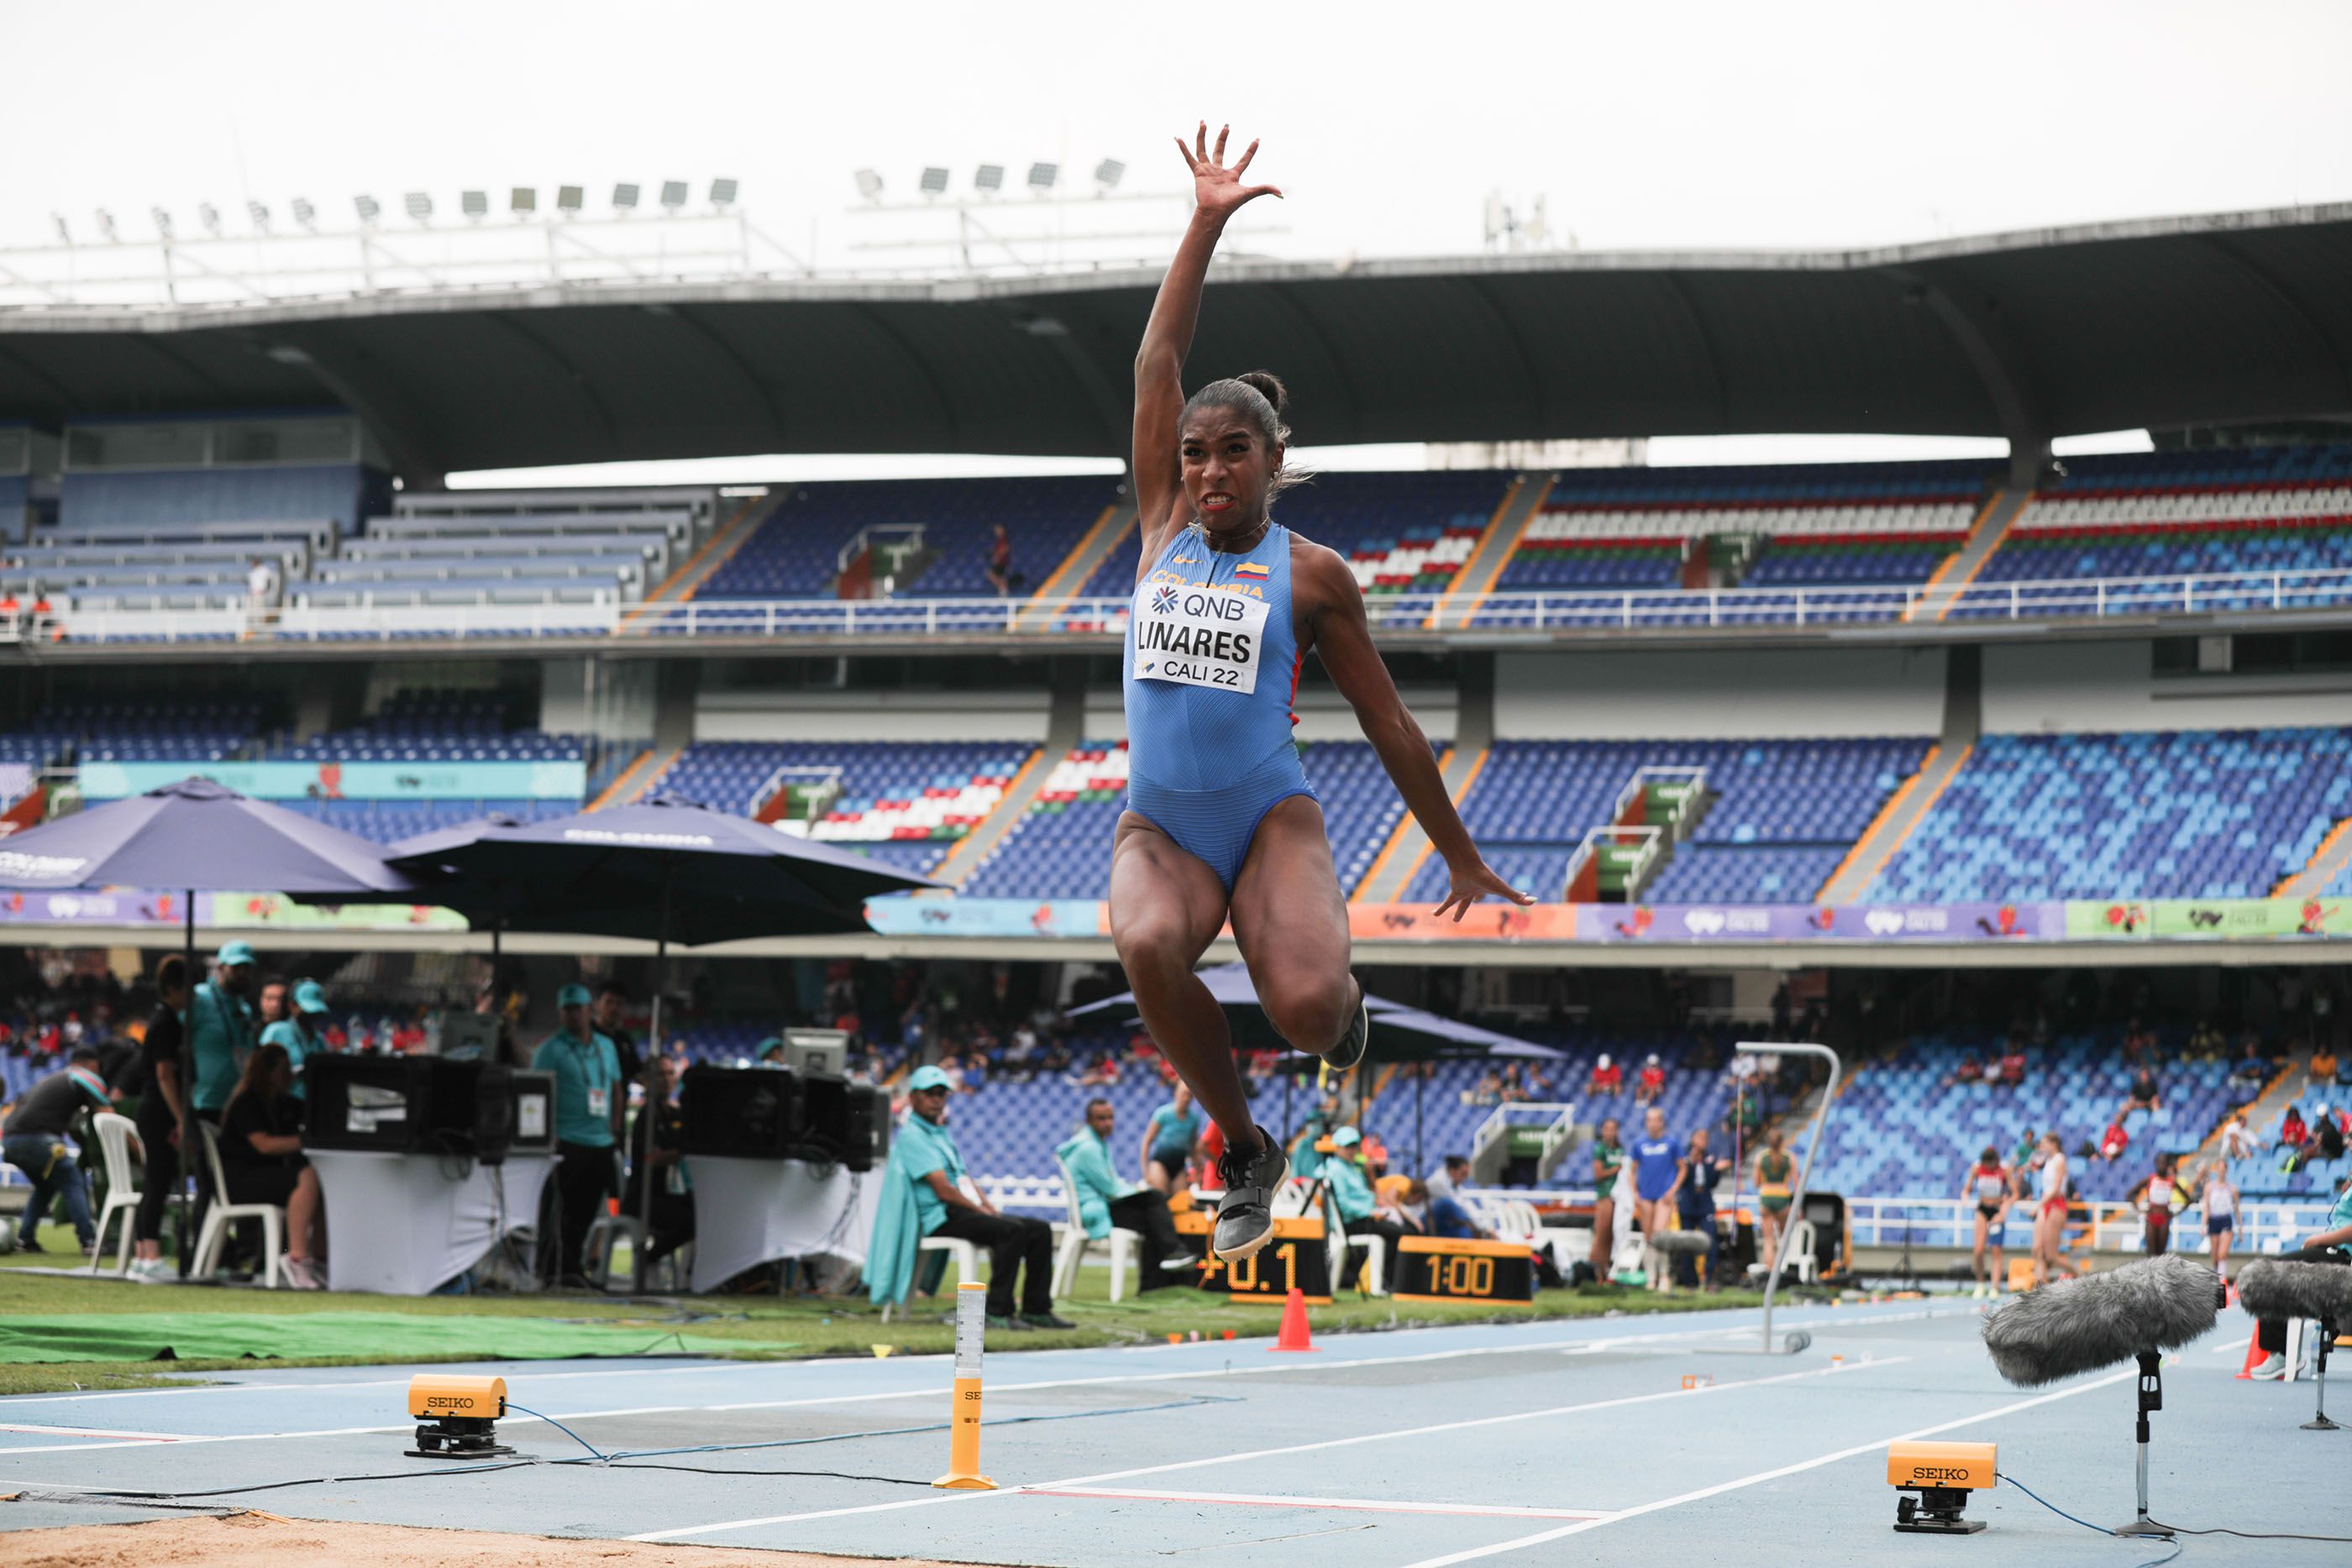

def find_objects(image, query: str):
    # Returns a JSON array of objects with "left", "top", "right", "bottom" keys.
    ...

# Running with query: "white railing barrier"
[{"left": 13, "top": 564, "right": 2352, "bottom": 646}]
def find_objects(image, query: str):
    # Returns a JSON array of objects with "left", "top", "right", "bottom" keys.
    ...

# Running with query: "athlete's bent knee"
[
  {"left": 1261, "top": 973, "right": 1352, "bottom": 1053},
  {"left": 1114, "top": 916, "right": 1195, "bottom": 982}
]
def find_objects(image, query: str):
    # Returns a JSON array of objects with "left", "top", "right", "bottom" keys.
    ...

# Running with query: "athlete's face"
[{"left": 1179, "top": 410, "right": 1282, "bottom": 535}]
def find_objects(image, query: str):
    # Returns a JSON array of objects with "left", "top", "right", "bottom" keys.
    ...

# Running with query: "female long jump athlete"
[{"left": 1116, "top": 123, "right": 1532, "bottom": 1264}]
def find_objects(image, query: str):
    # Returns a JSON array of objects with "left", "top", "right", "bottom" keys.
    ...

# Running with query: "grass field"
[{"left": 0, "top": 1234, "right": 1773, "bottom": 1397}]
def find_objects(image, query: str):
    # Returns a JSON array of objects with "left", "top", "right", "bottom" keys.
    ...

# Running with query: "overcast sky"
[{"left": 8, "top": 1, "right": 2347, "bottom": 482}]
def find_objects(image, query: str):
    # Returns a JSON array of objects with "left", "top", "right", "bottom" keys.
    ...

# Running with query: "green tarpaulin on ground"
[{"left": 0, "top": 1312, "right": 760, "bottom": 1364}]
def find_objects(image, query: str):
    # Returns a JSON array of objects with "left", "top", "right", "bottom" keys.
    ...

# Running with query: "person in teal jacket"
[
  {"left": 533, "top": 983, "right": 622, "bottom": 1287},
  {"left": 868, "top": 1066, "right": 1071, "bottom": 1330},
  {"left": 1057, "top": 1098, "right": 1191, "bottom": 1291},
  {"left": 1323, "top": 1125, "right": 1408, "bottom": 1293},
  {"left": 188, "top": 941, "right": 259, "bottom": 1118},
  {"left": 259, "top": 979, "right": 331, "bottom": 1100}
]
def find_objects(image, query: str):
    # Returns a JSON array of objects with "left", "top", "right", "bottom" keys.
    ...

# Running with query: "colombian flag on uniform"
[{"left": 1233, "top": 561, "right": 1270, "bottom": 579}]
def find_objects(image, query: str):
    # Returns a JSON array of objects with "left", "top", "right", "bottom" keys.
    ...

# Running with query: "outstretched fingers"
[
  {"left": 1173, "top": 135, "right": 1198, "bottom": 172},
  {"left": 1212, "top": 123, "right": 1230, "bottom": 164},
  {"left": 1194, "top": 120, "right": 1210, "bottom": 163},
  {"left": 1232, "top": 138, "right": 1259, "bottom": 176}
]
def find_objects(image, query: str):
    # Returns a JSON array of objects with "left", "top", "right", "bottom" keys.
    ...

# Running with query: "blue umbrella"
[{"left": 0, "top": 776, "right": 420, "bottom": 1274}]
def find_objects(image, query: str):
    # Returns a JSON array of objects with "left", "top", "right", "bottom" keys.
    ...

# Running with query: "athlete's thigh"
[
  {"left": 1109, "top": 810, "right": 1231, "bottom": 962},
  {"left": 1227, "top": 794, "right": 1351, "bottom": 987}
]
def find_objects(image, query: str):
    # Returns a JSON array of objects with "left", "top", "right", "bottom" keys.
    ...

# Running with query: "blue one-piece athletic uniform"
[{"left": 1123, "top": 521, "right": 1317, "bottom": 890}]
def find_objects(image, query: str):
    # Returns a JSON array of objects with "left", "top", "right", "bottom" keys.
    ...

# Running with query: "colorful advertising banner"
[
  {"left": 859, "top": 897, "right": 1107, "bottom": 939},
  {"left": 78, "top": 760, "right": 586, "bottom": 803},
  {"left": 2064, "top": 897, "right": 2347, "bottom": 941}
]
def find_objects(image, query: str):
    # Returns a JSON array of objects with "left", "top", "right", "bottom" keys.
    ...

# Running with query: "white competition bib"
[{"left": 1131, "top": 581, "right": 1272, "bottom": 695}]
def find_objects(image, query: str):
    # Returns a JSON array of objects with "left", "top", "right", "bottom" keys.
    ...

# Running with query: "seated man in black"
[
  {"left": 217, "top": 1042, "right": 325, "bottom": 1289},
  {"left": 628, "top": 1052, "right": 696, "bottom": 1271},
  {"left": 1055, "top": 1097, "right": 1191, "bottom": 1291}
]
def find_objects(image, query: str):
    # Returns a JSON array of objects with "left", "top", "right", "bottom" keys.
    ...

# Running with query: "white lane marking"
[
  {"left": 1386, "top": 1366, "right": 2138, "bottom": 1568},
  {"left": 0, "top": 1300, "right": 1962, "bottom": 1409},
  {"left": 624, "top": 1354, "right": 1902, "bottom": 1540},
  {"left": 1024, "top": 1487, "right": 1613, "bottom": 1520},
  {"left": 0, "top": 1424, "right": 190, "bottom": 1442},
  {"left": 0, "top": 1308, "right": 1950, "bottom": 1450}
]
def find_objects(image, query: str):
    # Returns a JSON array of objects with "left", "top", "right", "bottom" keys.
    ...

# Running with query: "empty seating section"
[
  {"left": 1, "top": 699, "right": 264, "bottom": 765},
  {"left": 955, "top": 740, "right": 1410, "bottom": 900},
  {"left": 1478, "top": 461, "right": 1989, "bottom": 626},
  {"left": 1960, "top": 444, "right": 2352, "bottom": 617},
  {"left": 303, "top": 505, "right": 688, "bottom": 610},
  {"left": 58, "top": 464, "right": 377, "bottom": 534},
  {"left": 700, "top": 478, "right": 1118, "bottom": 600},
  {"left": 1401, "top": 738, "right": 1925, "bottom": 905},
  {"left": 957, "top": 742, "right": 1129, "bottom": 899},
  {"left": 276, "top": 797, "right": 574, "bottom": 845},
  {"left": 1815, "top": 1036, "right": 2237, "bottom": 1204},
  {"left": 1871, "top": 728, "right": 2352, "bottom": 903},
  {"left": 276, "top": 690, "right": 584, "bottom": 763},
  {"left": 1272, "top": 472, "right": 1510, "bottom": 595},
  {"left": 652, "top": 741, "right": 1034, "bottom": 878}
]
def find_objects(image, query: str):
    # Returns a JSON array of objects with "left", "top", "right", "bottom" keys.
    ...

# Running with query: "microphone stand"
[
  {"left": 2114, "top": 1350, "right": 2173, "bottom": 1539},
  {"left": 1703, "top": 1040, "right": 1840, "bottom": 1356}
]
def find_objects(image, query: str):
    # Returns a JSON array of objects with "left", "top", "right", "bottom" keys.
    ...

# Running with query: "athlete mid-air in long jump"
[{"left": 1112, "top": 123, "right": 1534, "bottom": 1264}]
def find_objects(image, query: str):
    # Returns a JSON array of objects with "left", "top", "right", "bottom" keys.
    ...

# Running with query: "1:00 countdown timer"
[{"left": 1391, "top": 1236, "right": 1537, "bottom": 1305}]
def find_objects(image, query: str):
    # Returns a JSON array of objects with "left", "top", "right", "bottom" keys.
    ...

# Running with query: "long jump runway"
[{"left": 3, "top": 1300, "right": 2347, "bottom": 1565}]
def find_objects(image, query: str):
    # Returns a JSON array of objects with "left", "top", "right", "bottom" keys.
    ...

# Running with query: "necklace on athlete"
[{"left": 1193, "top": 513, "right": 1272, "bottom": 555}]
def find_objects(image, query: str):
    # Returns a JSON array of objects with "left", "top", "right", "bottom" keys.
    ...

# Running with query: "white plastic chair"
[
  {"left": 1048, "top": 1154, "right": 1139, "bottom": 1304},
  {"left": 581, "top": 1212, "right": 644, "bottom": 1292},
  {"left": 1782, "top": 1217, "right": 1821, "bottom": 1283},
  {"left": 1322, "top": 1190, "right": 1387, "bottom": 1298},
  {"left": 192, "top": 1120, "right": 286, "bottom": 1289},
  {"left": 87, "top": 1111, "right": 143, "bottom": 1276}
]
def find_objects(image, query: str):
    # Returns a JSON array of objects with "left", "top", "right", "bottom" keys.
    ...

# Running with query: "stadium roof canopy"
[{"left": 2, "top": 202, "right": 2348, "bottom": 483}]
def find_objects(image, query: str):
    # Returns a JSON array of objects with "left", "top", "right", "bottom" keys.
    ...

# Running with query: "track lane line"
[
  {"left": 1024, "top": 1487, "right": 1613, "bottom": 1519},
  {"left": 624, "top": 1353, "right": 1905, "bottom": 1540},
  {"left": 1387, "top": 1366, "right": 2139, "bottom": 1567}
]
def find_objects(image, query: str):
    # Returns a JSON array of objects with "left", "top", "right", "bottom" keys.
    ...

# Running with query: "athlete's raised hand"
[
  {"left": 1173, "top": 122, "right": 1280, "bottom": 219},
  {"left": 1433, "top": 857, "right": 1538, "bottom": 923}
]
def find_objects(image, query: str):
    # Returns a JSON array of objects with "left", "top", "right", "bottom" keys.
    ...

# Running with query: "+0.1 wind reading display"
[{"left": 1177, "top": 1214, "right": 1333, "bottom": 1304}]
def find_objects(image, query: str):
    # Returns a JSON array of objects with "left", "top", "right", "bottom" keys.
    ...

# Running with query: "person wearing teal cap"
[
  {"left": 188, "top": 941, "right": 259, "bottom": 1120},
  {"left": 1058, "top": 1098, "right": 1190, "bottom": 1291},
  {"left": 869, "top": 1066, "right": 1070, "bottom": 1329},
  {"left": 260, "top": 978, "right": 332, "bottom": 1101},
  {"left": 533, "top": 981, "right": 623, "bottom": 1287},
  {"left": 1323, "top": 1125, "right": 1405, "bottom": 1293}
]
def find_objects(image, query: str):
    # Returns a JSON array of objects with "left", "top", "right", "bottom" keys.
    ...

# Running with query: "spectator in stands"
[
  {"left": 1950, "top": 1055, "right": 1982, "bottom": 1087},
  {"left": 1996, "top": 1041, "right": 2027, "bottom": 1088},
  {"left": 1005, "top": 1022, "right": 1039, "bottom": 1079},
  {"left": 883, "top": 1066, "right": 1071, "bottom": 1330},
  {"left": 2276, "top": 1104, "right": 2310, "bottom": 1153},
  {"left": 1588, "top": 1117, "right": 1625, "bottom": 1279},
  {"left": 1674, "top": 1128, "right": 1728, "bottom": 1289},
  {"left": 2244, "top": 1171, "right": 2352, "bottom": 1381},
  {"left": 2218, "top": 1109, "right": 2257, "bottom": 1162},
  {"left": 217, "top": 1042, "right": 323, "bottom": 1288},
  {"left": 1634, "top": 1055, "right": 1667, "bottom": 1106},
  {"left": 2313, "top": 1104, "right": 2348, "bottom": 1162},
  {"left": 1425, "top": 1177, "right": 1488, "bottom": 1241},
  {"left": 1586, "top": 1053, "right": 1621, "bottom": 1099},
  {"left": 2, "top": 1046, "right": 108, "bottom": 1256},
  {"left": 628, "top": 1052, "right": 694, "bottom": 1274},
  {"left": 260, "top": 980, "right": 330, "bottom": 1100},
  {"left": 2311, "top": 1042, "right": 2342, "bottom": 1086},
  {"left": 985, "top": 523, "right": 1016, "bottom": 597},
  {"left": 593, "top": 981, "right": 643, "bottom": 1087},
  {"left": 2120, "top": 1067, "right": 2161, "bottom": 1120},
  {"left": 128, "top": 956, "right": 192, "bottom": 1282},
  {"left": 1058, "top": 1098, "right": 1188, "bottom": 1290},
  {"left": 1630, "top": 1106, "right": 1682, "bottom": 1256},
  {"left": 533, "top": 983, "right": 623, "bottom": 1288},
  {"left": 2230, "top": 1034, "right": 2271, "bottom": 1087},
  {"left": 2097, "top": 1116, "right": 2131, "bottom": 1163},
  {"left": 1323, "top": 1126, "right": 1405, "bottom": 1292},
  {"left": 1139, "top": 1082, "right": 1201, "bottom": 1193}
]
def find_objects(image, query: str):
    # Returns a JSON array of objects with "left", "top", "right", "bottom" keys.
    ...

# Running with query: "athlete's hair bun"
[{"left": 1235, "top": 370, "right": 1288, "bottom": 417}]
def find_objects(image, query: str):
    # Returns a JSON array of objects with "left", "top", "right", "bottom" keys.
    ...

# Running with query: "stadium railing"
[{"left": 6, "top": 564, "right": 2350, "bottom": 645}]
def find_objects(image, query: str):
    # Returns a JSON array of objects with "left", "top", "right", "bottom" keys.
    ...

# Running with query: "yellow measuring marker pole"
[{"left": 933, "top": 1280, "right": 998, "bottom": 1490}]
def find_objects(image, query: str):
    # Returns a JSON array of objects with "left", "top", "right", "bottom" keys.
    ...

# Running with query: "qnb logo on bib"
[{"left": 1132, "top": 584, "right": 1272, "bottom": 695}]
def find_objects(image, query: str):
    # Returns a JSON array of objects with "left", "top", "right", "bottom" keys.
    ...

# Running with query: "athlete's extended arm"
[
  {"left": 1132, "top": 123, "right": 1280, "bottom": 574},
  {"left": 1302, "top": 548, "right": 1534, "bottom": 922}
]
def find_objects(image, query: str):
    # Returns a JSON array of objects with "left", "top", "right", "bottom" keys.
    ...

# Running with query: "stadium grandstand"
[{"left": 1, "top": 186, "right": 2350, "bottom": 1568}]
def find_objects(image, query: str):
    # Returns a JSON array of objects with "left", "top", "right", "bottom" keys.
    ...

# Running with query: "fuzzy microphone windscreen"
[
  {"left": 1651, "top": 1231, "right": 1712, "bottom": 1256},
  {"left": 1982, "top": 1255, "right": 2221, "bottom": 1387},
  {"left": 2235, "top": 1259, "right": 2352, "bottom": 1322}
]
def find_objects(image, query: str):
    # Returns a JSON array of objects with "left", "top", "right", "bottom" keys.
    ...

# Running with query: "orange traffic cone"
[
  {"left": 2235, "top": 1328, "right": 2265, "bottom": 1381},
  {"left": 1269, "top": 1287, "right": 1319, "bottom": 1354}
]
